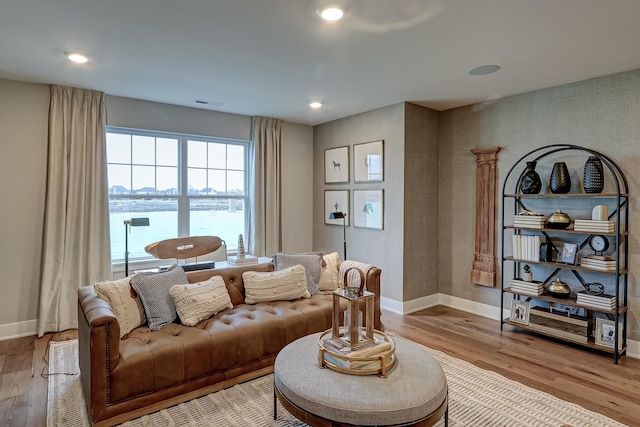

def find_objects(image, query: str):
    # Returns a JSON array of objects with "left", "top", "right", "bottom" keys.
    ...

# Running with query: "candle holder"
[{"left": 332, "top": 268, "right": 374, "bottom": 350}]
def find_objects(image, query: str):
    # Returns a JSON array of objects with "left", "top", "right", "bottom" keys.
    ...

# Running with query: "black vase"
[
  {"left": 583, "top": 156, "right": 604, "bottom": 193},
  {"left": 520, "top": 161, "right": 542, "bottom": 194},
  {"left": 549, "top": 162, "right": 571, "bottom": 194}
]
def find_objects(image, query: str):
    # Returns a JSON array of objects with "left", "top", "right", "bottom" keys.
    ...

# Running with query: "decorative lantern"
[{"left": 332, "top": 268, "right": 375, "bottom": 350}]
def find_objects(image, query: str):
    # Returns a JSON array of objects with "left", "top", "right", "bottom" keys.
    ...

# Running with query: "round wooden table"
[{"left": 274, "top": 333, "right": 448, "bottom": 426}]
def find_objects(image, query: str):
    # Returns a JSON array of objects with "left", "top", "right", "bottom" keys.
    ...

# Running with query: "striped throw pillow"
[{"left": 131, "top": 264, "right": 188, "bottom": 330}]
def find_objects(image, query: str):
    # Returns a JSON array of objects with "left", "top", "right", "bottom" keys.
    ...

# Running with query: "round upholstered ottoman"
[{"left": 274, "top": 333, "right": 448, "bottom": 426}]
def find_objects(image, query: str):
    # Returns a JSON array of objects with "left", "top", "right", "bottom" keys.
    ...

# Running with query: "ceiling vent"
[{"left": 194, "top": 99, "right": 224, "bottom": 107}]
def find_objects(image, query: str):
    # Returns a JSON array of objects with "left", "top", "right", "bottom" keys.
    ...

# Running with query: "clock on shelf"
[{"left": 588, "top": 234, "right": 610, "bottom": 256}]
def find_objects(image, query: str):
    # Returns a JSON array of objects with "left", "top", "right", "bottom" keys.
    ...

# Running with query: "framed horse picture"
[{"left": 325, "top": 146, "right": 349, "bottom": 184}]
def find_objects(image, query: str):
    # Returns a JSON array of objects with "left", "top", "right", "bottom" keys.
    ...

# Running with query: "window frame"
[{"left": 106, "top": 126, "right": 250, "bottom": 266}]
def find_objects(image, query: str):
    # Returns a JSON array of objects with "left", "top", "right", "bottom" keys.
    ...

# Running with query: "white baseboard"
[
  {"left": 0, "top": 319, "right": 37, "bottom": 341},
  {"left": 381, "top": 293, "right": 639, "bottom": 359}
]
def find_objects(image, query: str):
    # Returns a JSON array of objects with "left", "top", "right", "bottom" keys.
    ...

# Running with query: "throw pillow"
[
  {"left": 94, "top": 276, "right": 146, "bottom": 338},
  {"left": 243, "top": 265, "right": 311, "bottom": 304},
  {"left": 318, "top": 252, "right": 340, "bottom": 291},
  {"left": 130, "top": 264, "right": 188, "bottom": 330},
  {"left": 170, "top": 276, "right": 233, "bottom": 327},
  {"left": 273, "top": 252, "right": 322, "bottom": 295}
]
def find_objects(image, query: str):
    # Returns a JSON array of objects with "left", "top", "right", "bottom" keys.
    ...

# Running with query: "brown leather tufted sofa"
[{"left": 77, "top": 261, "right": 383, "bottom": 426}]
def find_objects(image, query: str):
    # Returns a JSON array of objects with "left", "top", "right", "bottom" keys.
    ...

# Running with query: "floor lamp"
[
  {"left": 329, "top": 211, "right": 347, "bottom": 260},
  {"left": 124, "top": 217, "right": 150, "bottom": 276}
]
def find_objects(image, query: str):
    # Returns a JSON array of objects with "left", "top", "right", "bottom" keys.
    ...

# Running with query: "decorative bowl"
[
  {"left": 546, "top": 209, "right": 572, "bottom": 229},
  {"left": 545, "top": 278, "right": 571, "bottom": 298}
]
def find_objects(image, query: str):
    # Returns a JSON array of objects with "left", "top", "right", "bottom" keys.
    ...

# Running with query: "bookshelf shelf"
[{"left": 500, "top": 144, "right": 629, "bottom": 364}]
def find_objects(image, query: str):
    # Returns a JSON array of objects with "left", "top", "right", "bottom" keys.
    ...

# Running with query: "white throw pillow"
[
  {"left": 319, "top": 252, "right": 340, "bottom": 291},
  {"left": 242, "top": 265, "right": 311, "bottom": 304},
  {"left": 94, "top": 276, "right": 146, "bottom": 338},
  {"left": 170, "top": 276, "right": 233, "bottom": 327}
]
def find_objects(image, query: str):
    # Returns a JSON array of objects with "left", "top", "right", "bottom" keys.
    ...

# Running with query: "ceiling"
[{"left": 2, "top": 0, "right": 640, "bottom": 126}]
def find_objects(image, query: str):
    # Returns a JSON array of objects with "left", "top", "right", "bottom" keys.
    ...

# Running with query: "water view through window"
[{"left": 107, "top": 129, "right": 249, "bottom": 262}]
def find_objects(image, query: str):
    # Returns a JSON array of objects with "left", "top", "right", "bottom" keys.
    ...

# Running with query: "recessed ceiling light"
[
  {"left": 310, "top": 102, "right": 323, "bottom": 109},
  {"left": 65, "top": 52, "right": 89, "bottom": 64},
  {"left": 468, "top": 65, "right": 500, "bottom": 76},
  {"left": 317, "top": 7, "right": 344, "bottom": 21}
]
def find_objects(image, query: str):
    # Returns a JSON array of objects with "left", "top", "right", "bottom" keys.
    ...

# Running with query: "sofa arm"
[{"left": 78, "top": 286, "right": 121, "bottom": 423}]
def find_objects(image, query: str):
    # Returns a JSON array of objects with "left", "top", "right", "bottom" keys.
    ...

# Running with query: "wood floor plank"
[
  {"left": 26, "top": 333, "right": 53, "bottom": 427},
  {"left": 4, "top": 337, "right": 34, "bottom": 356},
  {"left": 1, "top": 351, "right": 33, "bottom": 375},
  {"left": 0, "top": 371, "right": 31, "bottom": 400}
]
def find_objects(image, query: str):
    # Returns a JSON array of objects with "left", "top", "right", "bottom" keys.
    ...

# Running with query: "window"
[{"left": 106, "top": 127, "right": 249, "bottom": 262}]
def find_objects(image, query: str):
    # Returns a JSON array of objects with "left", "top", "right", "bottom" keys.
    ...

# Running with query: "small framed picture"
[
  {"left": 509, "top": 299, "right": 530, "bottom": 325},
  {"left": 354, "top": 140, "right": 384, "bottom": 182},
  {"left": 324, "top": 190, "right": 349, "bottom": 226},
  {"left": 353, "top": 189, "right": 384, "bottom": 230},
  {"left": 324, "top": 146, "right": 349, "bottom": 184},
  {"left": 558, "top": 242, "right": 578, "bottom": 265},
  {"left": 595, "top": 318, "right": 623, "bottom": 348}
]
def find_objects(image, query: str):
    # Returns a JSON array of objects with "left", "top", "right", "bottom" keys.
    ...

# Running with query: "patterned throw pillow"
[
  {"left": 170, "top": 276, "right": 233, "bottom": 327},
  {"left": 242, "top": 265, "right": 311, "bottom": 304},
  {"left": 273, "top": 252, "right": 322, "bottom": 295},
  {"left": 318, "top": 252, "right": 340, "bottom": 291},
  {"left": 94, "top": 276, "right": 146, "bottom": 337},
  {"left": 130, "top": 264, "right": 188, "bottom": 330}
]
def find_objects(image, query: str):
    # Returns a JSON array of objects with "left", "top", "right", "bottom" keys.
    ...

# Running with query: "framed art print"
[
  {"left": 509, "top": 299, "right": 530, "bottom": 325},
  {"left": 353, "top": 189, "right": 384, "bottom": 230},
  {"left": 324, "top": 190, "right": 349, "bottom": 226},
  {"left": 354, "top": 140, "right": 384, "bottom": 182},
  {"left": 595, "top": 318, "right": 622, "bottom": 348},
  {"left": 558, "top": 242, "right": 578, "bottom": 265},
  {"left": 325, "top": 146, "right": 349, "bottom": 184}
]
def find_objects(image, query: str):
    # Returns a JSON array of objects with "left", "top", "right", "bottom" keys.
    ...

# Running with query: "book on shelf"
[
  {"left": 573, "top": 220, "right": 615, "bottom": 233},
  {"left": 579, "top": 258, "right": 616, "bottom": 271},
  {"left": 576, "top": 291, "right": 616, "bottom": 303},
  {"left": 226, "top": 255, "right": 259, "bottom": 265},
  {"left": 511, "top": 234, "right": 543, "bottom": 262}
]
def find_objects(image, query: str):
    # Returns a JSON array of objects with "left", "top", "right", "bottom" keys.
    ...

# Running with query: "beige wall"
[
  {"left": 0, "top": 79, "right": 50, "bottom": 330},
  {"left": 0, "top": 80, "right": 313, "bottom": 337},
  {"left": 313, "top": 103, "right": 406, "bottom": 302},
  {"left": 439, "top": 68, "right": 640, "bottom": 341}
]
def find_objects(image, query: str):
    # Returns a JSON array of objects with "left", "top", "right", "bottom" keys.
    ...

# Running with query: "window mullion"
[{"left": 178, "top": 137, "right": 190, "bottom": 237}]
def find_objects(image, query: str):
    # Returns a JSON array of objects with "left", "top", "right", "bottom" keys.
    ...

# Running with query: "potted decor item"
[
  {"left": 520, "top": 161, "right": 542, "bottom": 194},
  {"left": 523, "top": 264, "right": 533, "bottom": 282},
  {"left": 549, "top": 161, "right": 571, "bottom": 194},
  {"left": 583, "top": 155, "right": 604, "bottom": 193}
]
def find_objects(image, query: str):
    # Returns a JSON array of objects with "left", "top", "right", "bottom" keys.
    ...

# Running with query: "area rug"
[{"left": 47, "top": 339, "right": 624, "bottom": 427}]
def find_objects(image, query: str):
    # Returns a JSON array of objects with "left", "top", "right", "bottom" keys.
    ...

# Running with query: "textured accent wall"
[
  {"left": 403, "top": 103, "right": 440, "bottom": 300},
  {"left": 313, "top": 103, "right": 405, "bottom": 301},
  {"left": 440, "top": 68, "right": 640, "bottom": 341}
]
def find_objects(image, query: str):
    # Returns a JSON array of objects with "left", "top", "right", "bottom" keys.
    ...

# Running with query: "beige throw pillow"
[
  {"left": 243, "top": 265, "right": 311, "bottom": 304},
  {"left": 94, "top": 276, "right": 146, "bottom": 338},
  {"left": 170, "top": 276, "right": 233, "bottom": 327},
  {"left": 319, "top": 252, "right": 340, "bottom": 290}
]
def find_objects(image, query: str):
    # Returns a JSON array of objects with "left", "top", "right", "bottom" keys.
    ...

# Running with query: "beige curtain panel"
[
  {"left": 38, "top": 85, "right": 112, "bottom": 337},
  {"left": 248, "top": 116, "right": 283, "bottom": 256}
]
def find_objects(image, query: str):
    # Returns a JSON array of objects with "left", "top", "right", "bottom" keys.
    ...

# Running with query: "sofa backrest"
[{"left": 185, "top": 262, "right": 274, "bottom": 306}]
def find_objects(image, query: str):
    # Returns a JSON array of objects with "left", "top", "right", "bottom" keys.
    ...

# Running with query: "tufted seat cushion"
[{"left": 109, "top": 293, "right": 339, "bottom": 403}]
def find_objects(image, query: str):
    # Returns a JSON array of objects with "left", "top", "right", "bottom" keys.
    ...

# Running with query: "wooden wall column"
[{"left": 470, "top": 147, "right": 501, "bottom": 287}]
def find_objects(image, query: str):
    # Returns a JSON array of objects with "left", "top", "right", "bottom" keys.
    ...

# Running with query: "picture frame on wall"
[
  {"left": 324, "top": 146, "right": 349, "bottom": 184},
  {"left": 353, "top": 189, "right": 384, "bottom": 230},
  {"left": 509, "top": 299, "right": 530, "bottom": 325},
  {"left": 324, "top": 190, "right": 350, "bottom": 226},
  {"left": 354, "top": 140, "right": 384, "bottom": 182}
]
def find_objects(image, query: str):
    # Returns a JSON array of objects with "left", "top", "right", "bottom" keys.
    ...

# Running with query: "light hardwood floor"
[{"left": 1, "top": 307, "right": 638, "bottom": 426}]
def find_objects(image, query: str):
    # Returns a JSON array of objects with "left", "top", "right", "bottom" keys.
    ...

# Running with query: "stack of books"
[
  {"left": 573, "top": 219, "right": 615, "bottom": 233},
  {"left": 580, "top": 255, "right": 616, "bottom": 271},
  {"left": 576, "top": 291, "right": 616, "bottom": 310},
  {"left": 509, "top": 279, "right": 544, "bottom": 296},
  {"left": 226, "top": 254, "right": 259, "bottom": 266},
  {"left": 513, "top": 214, "right": 547, "bottom": 229},
  {"left": 322, "top": 336, "right": 392, "bottom": 370},
  {"left": 512, "top": 234, "right": 543, "bottom": 261}
]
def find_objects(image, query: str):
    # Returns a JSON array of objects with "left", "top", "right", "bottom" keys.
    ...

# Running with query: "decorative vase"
[
  {"left": 237, "top": 234, "right": 246, "bottom": 258},
  {"left": 520, "top": 161, "right": 542, "bottom": 194},
  {"left": 583, "top": 156, "right": 604, "bottom": 193},
  {"left": 523, "top": 272, "right": 533, "bottom": 282},
  {"left": 549, "top": 162, "right": 571, "bottom": 194}
]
